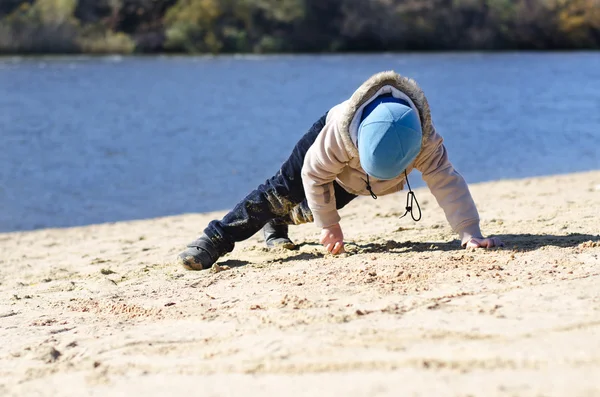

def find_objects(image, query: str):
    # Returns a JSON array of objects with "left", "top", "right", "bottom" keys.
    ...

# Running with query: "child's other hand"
[
  {"left": 320, "top": 223, "right": 345, "bottom": 255},
  {"left": 465, "top": 237, "right": 504, "bottom": 249}
]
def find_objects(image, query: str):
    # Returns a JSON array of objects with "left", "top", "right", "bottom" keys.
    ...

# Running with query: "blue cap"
[{"left": 358, "top": 96, "right": 422, "bottom": 180}]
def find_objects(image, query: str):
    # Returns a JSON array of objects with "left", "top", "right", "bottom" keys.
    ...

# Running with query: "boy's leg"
[
  {"left": 274, "top": 181, "right": 358, "bottom": 226},
  {"left": 178, "top": 114, "right": 328, "bottom": 270},
  {"left": 263, "top": 181, "right": 357, "bottom": 249}
]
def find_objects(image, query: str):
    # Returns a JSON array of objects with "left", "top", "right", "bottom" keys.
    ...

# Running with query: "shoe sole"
[{"left": 177, "top": 255, "right": 205, "bottom": 271}]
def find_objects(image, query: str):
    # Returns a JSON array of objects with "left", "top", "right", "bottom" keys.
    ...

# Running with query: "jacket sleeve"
[
  {"left": 301, "top": 120, "right": 350, "bottom": 228},
  {"left": 413, "top": 128, "right": 483, "bottom": 246}
]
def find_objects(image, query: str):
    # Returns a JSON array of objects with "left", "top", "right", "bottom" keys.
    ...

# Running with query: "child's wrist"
[{"left": 459, "top": 223, "right": 483, "bottom": 247}]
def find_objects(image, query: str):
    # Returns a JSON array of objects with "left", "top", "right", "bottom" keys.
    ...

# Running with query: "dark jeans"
[{"left": 204, "top": 114, "right": 357, "bottom": 255}]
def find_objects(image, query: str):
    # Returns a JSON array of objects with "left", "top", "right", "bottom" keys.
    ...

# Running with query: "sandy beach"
[{"left": 1, "top": 170, "right": 599, "bottom": 397}]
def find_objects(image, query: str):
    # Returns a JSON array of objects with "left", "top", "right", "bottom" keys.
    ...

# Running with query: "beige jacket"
[{"left": 301, "top": 71, "right": 482, "bottom": 245}]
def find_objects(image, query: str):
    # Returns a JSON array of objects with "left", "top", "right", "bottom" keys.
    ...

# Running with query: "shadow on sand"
[
  {"left": 344, "top": 233, "right": 600, "bottom": 254},
  {"left": 217, "top": 259, "right": 251, "bottom": 268},
  {"left": 211, "top": 233, "right": 599, "bottom": 269}
]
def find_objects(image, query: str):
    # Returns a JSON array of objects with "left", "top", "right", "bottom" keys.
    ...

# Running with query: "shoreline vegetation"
[{"left": 1, "top": 0, "right": 600, "bottom": 55}]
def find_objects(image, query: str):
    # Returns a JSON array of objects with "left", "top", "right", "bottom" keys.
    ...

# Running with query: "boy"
[{"left": 177, "top": 71, "right": 503, "bottom": 270}]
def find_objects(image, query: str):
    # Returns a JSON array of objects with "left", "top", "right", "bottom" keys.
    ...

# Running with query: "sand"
[{"left": 1, "top": 170, "right": 599, "bottom": 396}]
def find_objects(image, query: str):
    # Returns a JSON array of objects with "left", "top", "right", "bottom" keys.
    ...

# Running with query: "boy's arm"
[
  {"left": 413, "top": 128, "right": 483, "bottom": 247},
  {"left": 301, "top": 120, "right": 349, "bottom": 228}
]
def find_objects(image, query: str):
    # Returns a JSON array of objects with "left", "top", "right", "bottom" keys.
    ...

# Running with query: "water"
[{"left": 1, "top": 53, "right": 599, "bottom": 232}]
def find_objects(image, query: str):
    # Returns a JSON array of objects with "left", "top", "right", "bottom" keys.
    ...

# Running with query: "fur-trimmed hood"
[{"left": 336, "top": 71, "right": 434, "bottom": 158}]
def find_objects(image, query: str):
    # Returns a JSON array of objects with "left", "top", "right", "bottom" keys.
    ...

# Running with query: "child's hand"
[
  {"left": 465, "top": 237, "right": 504, "bottom": 249},
  {"left": 320, "top": 223, "right": 345, "bottom": 255}
]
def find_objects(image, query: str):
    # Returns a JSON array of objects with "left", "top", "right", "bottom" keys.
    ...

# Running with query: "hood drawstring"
[
  {"left": 364, "top": 171, "right": 421, "bottom": 222},
  {"left": 364, "top": 175, "right": 378, "bottom": 199},
  {"left": 399, "top": 170, "right": 421, "bottom": 222}
]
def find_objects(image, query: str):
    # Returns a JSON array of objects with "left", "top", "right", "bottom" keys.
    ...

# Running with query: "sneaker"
[
  {"left": 262, "top": 221, "right": 298, "bottom": 250},
  {"left": 177, "top": 235, "right": 220, "bottom": 270}
]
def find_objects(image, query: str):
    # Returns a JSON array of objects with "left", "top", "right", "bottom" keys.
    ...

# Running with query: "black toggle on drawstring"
[
  {"left": 364, "top": 174, "right": 378, "bottom": 199},
  {"left": 363, "top": 171, "right": 421, "bottom": 222},
  {"left": 399, "top": 170, "right": 422, "bottom": 222}
]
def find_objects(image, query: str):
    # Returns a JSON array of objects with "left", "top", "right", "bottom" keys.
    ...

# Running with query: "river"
[{"left": 1, "top": 52, "right": 598, "bottom": 232}]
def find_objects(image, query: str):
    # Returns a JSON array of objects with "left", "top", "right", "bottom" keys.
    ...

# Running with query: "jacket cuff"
[
  {"left": 313, "top": 210, "right": 341, "bottom": 228},
  {"left": 459, "top": 222, "right": 483, "bottom": 247}
]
